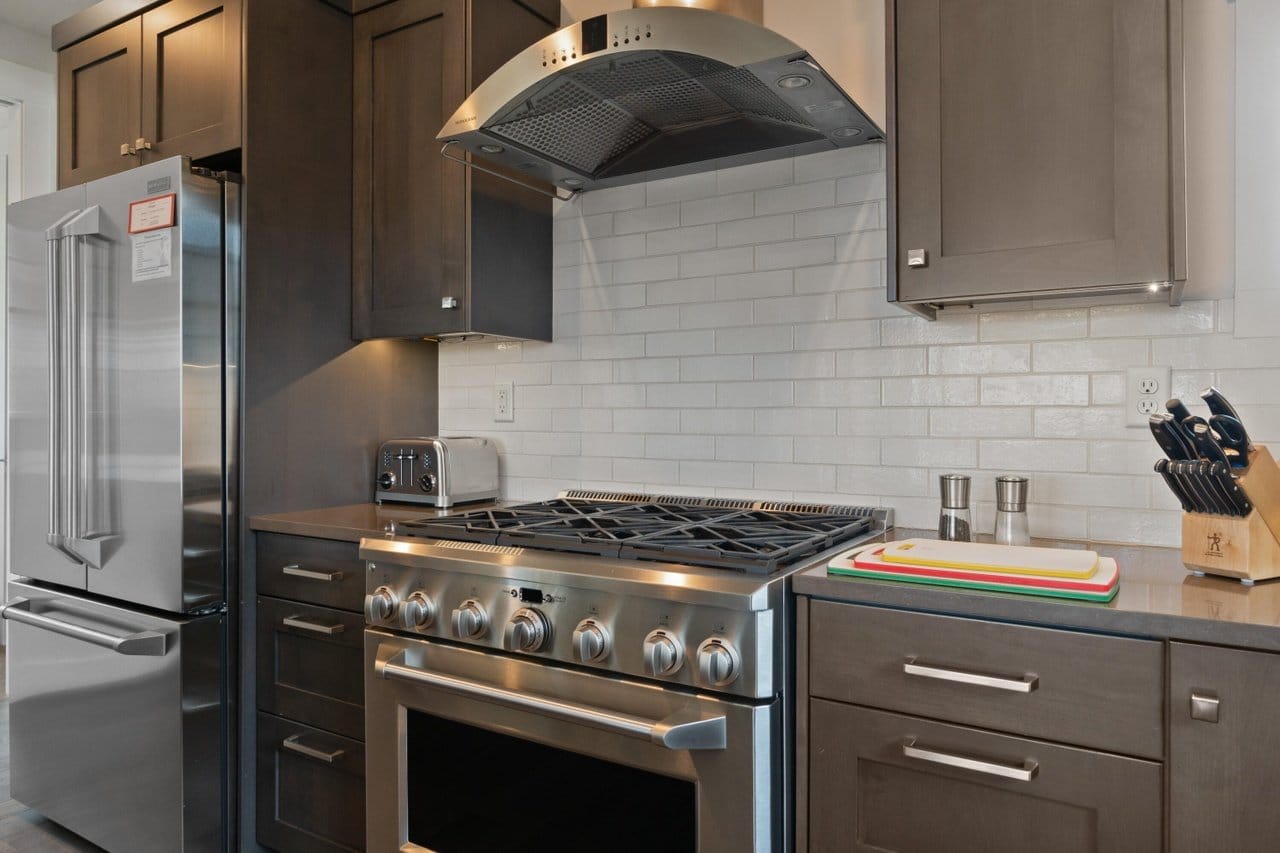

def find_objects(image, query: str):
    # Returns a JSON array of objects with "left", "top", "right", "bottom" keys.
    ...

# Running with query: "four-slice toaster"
[{"left": 375, "top": 437, "right": 499, "bottom": 507}]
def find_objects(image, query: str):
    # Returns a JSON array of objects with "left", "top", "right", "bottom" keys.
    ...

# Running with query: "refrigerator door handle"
[
  {"left": 43, "top": 212, "right": 80, "bottom": 565},
  {"left": 1, "top": 597, "right": 167, "bottom": 656}
]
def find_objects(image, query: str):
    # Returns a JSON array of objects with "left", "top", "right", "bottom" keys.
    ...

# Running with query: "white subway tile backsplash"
[{"left": 437, "top": 150, "right": 1277, "bottom": 548}]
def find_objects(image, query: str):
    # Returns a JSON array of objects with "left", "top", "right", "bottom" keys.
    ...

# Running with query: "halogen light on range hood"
[{"left": 437, "top": 1, "right": 882, "bottom": 196}]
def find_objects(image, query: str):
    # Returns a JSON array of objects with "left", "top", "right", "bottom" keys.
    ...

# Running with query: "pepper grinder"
[
  {"left": 938, "top": 474, "right": 972, "bottom": 542},
  {"left": 994, "top": 476, "right": 1031, "bottom": 546}
]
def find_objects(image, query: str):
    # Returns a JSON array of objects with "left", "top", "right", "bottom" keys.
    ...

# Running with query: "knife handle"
[
  {"left": 1149, "top": 414, "right": 1194, "bottom": 461},
  {"left": 1211, "top": 460, "right": 1252, "bottom": 517},
  {"left": 1201, "top": 387, "right": 1243, "bottom": 422},
  {"left": 1166, "top": 398, "right": 1194, "bottom": 422},
  {"left": 1209, "top": 414, "right": 1252, "bottom": 463},
  {"left": 1155, "top": 459, "right": 1195, "bottom": 513},
  {"left": 1192, "top": 423, "right": 1230, "bottom": 465}
]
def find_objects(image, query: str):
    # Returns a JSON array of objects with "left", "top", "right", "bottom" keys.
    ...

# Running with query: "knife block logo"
[{"left": 1205, "top": 532, "right": 1224, "bottom": 558}]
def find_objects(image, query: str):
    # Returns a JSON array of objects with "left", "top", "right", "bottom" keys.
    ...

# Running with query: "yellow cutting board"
[{"left": 880, "top": 539, "right": 1100, "bottom": 579}]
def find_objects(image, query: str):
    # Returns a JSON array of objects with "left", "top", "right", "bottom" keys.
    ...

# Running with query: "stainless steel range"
[{"left": 362, "top": 491, "right": 891, "bottom": 852}]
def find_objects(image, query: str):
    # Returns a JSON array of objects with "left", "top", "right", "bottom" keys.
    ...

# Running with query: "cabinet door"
[
  {"left": 891, "top": 0, "right": 1172, "bottom": 304},
  {"left": 353, "top": 0, "right": 468, "bottom": 340},
  {"left": 140, "top": 0, "right": 242, "bottom": 162},
  {"left": 808, "top": 700, "right": 1162, "bottom": 852},
  {"left": 57, "top": 19, "right": 142, "bottom": 188},
  {"left": 1170, "top": 642, "right": 1280, "bottom": 852}
]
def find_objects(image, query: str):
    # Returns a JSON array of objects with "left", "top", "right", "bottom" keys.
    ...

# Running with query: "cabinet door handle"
[
  {"left": 1190, "top": 691, "right": 1220, "bottom": 723},
  {"left": 281, "top": 734, "right": 344, "bottom": 764},
  {"left": 282, "top": 616, "right": 345, "bottom": 636},
  {"left": 282, "top": 564, "right": 343, "bottom": 582},
  {"left": 903, "top": 657, "right": 1039, "bottom": 693},
  {"left": 902, "top": 737, "right": 1038, "bottom": 782}
]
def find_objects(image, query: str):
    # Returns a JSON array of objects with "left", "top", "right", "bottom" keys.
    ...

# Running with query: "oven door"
[{"left": 366, "top": 629, "right": 780, "bottom": 853}]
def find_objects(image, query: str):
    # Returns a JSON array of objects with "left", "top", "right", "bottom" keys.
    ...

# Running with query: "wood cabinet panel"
[
  {"left": 808, "top": 700, "right": 1163, "bottom": 852},
  {"left": 808, "top": 600, "right": 1165, "bottom": 758},
  {"left": 256, "top": 712, "right": 365, "bottom": 853},
  {"left": 255, "top": 533, "right": 365, "bottom": 613},
  {"left": 1170, "top": 642, "right": 1280, "bottom": 852},
  {"left": 141, "top": 0, "right": 242, "bottom": 161},
  {"left": 889, "top": 0, "right": 1181, "bottom": 308},
  {"left": 57, "top": 19, "right": 142, "bottom": 188}
]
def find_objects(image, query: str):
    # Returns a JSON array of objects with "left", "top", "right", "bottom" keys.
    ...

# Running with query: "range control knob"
[
  {"left": 400, "top": 591, "right": 436, "bottom": 630},
  {"left": 642, "top": 629, "right": 684, "bottom": 677},
  {"left": 572, "top": 618, "right": 611, "bottom": 663},
  {"left": 696, "top": 637, "right": 741, "bottom": 687},
  {"left": 365, "top": 586, "right": 399, "bottom": 624},
  {"left": 504, "top": 607, "right": 551, "bottom": 652},
  {"left": 451, "top": 599, "right": 489, "bottom": 639},
  {"left": 376, "top": 471, "right": 396, "bottom": 490},
  {"left": 418, "top": 472, "right": 437, "bottom": 492}
]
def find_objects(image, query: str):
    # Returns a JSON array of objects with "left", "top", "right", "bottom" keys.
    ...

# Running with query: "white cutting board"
[{"left": 880, "top": 539, "right": 1100, "bottom": 578}]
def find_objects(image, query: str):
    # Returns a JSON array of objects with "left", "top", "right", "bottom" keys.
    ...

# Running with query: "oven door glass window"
[{"left": 407, "top": 710, "right": 697, "bottom": 852}]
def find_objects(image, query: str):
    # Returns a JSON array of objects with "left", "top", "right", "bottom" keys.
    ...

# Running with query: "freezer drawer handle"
[
  {"left": 903, "top": 657, "right": 1039, "bottom": 693},
  {"left": 282, "top": 616, "right": 346, "bottom": 636},
  {"left": 902, "top": 737, "right": 1039, "bottom": 782},
  {"left": 375, "top": 649, "right": 726, "bottom": 750},
  {"left": 281, "top": 565, "right": 343, "bottom": 583},
  {"left": 281, "top": 734, "right": 345, "bottom": 764},
  {"left": 1, "top": 598, "right": 166, "bottom": 656}
]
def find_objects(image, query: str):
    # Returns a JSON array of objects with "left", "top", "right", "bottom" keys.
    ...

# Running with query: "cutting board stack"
[{"left": 828, "top": 539, "right": 1120, "bottom": 602}]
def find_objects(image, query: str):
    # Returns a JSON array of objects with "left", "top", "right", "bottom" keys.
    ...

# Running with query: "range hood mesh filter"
[{"left": 488, "top": 50, "right": 809, "bottom": 176}]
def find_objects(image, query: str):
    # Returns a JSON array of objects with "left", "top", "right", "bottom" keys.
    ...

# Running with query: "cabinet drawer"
[
  {"left": 808, "top": 699, "right": 1162, "bottom": 853},
  {"left": 808, "top": 601, "right": 1163, "bottom": 758},
  {"left": 257, "top": 597, "right": 364, "bottom": 739},
  {"left": 256, "top": 533, "right": 365, "bottom": 612},
  {"left": 257, "top": 712, "right": 365, "bottom": 853}
]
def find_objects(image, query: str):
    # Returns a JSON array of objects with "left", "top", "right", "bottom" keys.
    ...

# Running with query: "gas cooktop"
[{"left": 395, "top": 492, "right": 890, "bottom": 574}]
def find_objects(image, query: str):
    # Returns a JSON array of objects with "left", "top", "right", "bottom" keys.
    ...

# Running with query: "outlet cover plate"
[
  {"left": 494, "top": 382, "right": 514, "bottom": 422},
  {"left": 1126, "top": 366, "right": 1172, "bottom": 427}
]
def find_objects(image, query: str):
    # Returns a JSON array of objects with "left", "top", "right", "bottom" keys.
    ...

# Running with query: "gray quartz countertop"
[
  {"left": 794, "top": 528, "right": 1280, "bottom": 652},
  {"left": 249, "top": 501, "right": 505, "bottom": 542}
]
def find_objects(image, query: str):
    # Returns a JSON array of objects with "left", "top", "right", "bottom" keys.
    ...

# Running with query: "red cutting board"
[{"left": 833, "top": 546, "right": 1119, "bottom": 595}]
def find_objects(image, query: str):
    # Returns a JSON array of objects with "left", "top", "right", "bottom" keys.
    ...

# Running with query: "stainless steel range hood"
[{"left": 437, "top": 4, "right": 883, "bottom": 194}]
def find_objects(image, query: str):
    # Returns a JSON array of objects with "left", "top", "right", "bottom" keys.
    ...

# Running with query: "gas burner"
[{"left": 396, "top": 494, "right": 886, "bottom": 574}]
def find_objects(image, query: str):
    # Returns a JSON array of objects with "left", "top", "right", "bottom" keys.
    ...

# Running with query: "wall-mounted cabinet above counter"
[
  {"left": 351, "top": 0, "right": 557, "bottom": 342},
  {"left": 887, "top": 0, "right": 1195, "bottom": 319}
]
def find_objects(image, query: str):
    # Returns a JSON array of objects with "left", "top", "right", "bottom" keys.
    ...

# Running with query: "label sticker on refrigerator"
[
  {"left": 128, "top": 193, "right": 176, "bottom": 234},
  {"left": 131, "top": 231, "right": 172, "bottom": 282}
]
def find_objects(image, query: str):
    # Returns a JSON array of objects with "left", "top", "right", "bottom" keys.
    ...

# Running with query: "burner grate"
[{"left": 399, "top": 497, "right": 882, "bottom": 574}]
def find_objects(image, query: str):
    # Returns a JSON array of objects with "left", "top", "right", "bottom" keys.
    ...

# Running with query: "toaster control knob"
[
  {"left": 451, "top": 600, "right": 488, "bottom": 639},
  {"left": 572, "top": 618, "right": 611, "bottom": 663},
  {"left": 504, "top": 607, "right": 550, "bottom": 652},
  {"left": 376, "top": 471, "right": 396, "bottom": 490},
  {"left": 365, "top": 586, "right": 399, "bottom": 624},
  {"left": 643, "top": 629, "right": 684, "bottom": 677},
  {"left": 400, "top": 591, "right": 436, "bottom": 630},
  {"left": 418, "top": 473, "right": 437, "bottom": 492},
  {"left": 696, "top": 637, "right": 741, "bottom": 687}
]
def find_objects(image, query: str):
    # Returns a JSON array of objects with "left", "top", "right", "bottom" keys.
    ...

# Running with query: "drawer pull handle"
[
  {"left": 282, "top": 616, "right": 345, "bottom": 636},
  {"left": 281, "top": 734, "right": 345, "bottom": 764},
  {"left": 1190, "top": 691, "right": 1220, "bottom": 723},
  {"left": 903, "top": 657, "right": 1038, "bottom": 693},
  {"left": 282, "top": 564, "right": 343, "bottom": 582},
  {"left": 902, "top": 738, "right": 1039, "bottom": 782}
]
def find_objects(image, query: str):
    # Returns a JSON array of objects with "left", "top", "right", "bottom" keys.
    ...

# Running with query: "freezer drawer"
[{"left": 3, "top": 580, "right": 225, "bottom": 853}]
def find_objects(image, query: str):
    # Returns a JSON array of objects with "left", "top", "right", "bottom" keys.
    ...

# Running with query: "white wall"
[{"left": 0, "top": 22, "right": 56, "bottom": 201}]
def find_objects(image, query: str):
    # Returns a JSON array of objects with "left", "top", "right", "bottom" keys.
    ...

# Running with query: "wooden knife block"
[{"left": 1182, "top": 445, "right": 1280, "bottom": 583}]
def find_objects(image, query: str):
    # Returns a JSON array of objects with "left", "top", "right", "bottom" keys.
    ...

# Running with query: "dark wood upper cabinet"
[
  {"left": 1169, "top": 642, "right": 1280, "bottom": 853},
  {"left": 887, "top": 0, "right": 1186, "bottom": 318},
  {"left": 141, "top": 0, "right": 242, "bottom": 163},
  {"left": 57, "top": 19, "right": 143, "bottom": 188},
  {"left": 57, "top": 0, "right": 241, "bottom": 189},
  {"left": 352, "top": 0, "right": 555, "bottom": 341}
]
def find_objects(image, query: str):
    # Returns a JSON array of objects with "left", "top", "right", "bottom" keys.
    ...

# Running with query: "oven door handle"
[{"left": 376, "top": 651, "right": 727, "bottom": 750}]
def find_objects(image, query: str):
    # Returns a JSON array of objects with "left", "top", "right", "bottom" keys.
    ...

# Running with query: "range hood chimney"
[{"left": 438, "top": 2, "right": 882, "bottom": 195}]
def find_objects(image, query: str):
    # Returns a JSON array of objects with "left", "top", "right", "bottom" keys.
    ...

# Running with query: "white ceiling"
[{"left": 0, "top": 0, "right": 100, "bottom": 37}]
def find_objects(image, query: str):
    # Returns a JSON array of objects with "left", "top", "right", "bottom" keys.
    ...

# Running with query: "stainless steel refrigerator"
[{"left": 3, "top": 157, "right": 238, "bottom": 852}]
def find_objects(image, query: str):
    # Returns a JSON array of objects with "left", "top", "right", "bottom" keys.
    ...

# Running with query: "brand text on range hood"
[{"left": 437, "top": 6, "right": 882, "bottom": 193}]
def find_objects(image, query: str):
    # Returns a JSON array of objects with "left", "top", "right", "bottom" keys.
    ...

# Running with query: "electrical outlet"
[
  {"left": 494, "top": 382, "right": 514, "bottom": 422},
  {"left": 1126, "top": 366, "right": 1172, "bottom": 427}
]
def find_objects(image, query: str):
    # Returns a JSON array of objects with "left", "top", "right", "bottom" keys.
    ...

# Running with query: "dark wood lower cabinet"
[
  {"left": 257, "top": 712, "right": 366, "bottom": 853},
  {"left": 257, "top": 596, "right": 365, "bottom": 740},
  {"left": 807, "top": 700, "right": 1163, "bottom": 852},
  {"left": 1170, "top": 642, "right": 1280, "bottom": 852}
]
